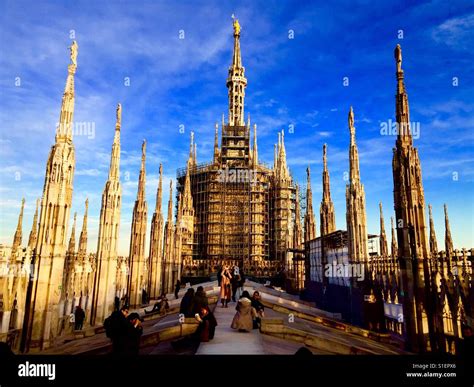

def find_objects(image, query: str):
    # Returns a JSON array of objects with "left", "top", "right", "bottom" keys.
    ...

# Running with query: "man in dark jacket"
[
  {"left": 106, "top": 306, "right": 130, "bottom": 354},
  {"left": 179, "top": 288, "right": 195, "bottom": 317}
]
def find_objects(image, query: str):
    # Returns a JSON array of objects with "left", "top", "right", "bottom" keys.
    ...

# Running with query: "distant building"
[{"left": 304, "top": 230, "right": 383, "bottom": 328}]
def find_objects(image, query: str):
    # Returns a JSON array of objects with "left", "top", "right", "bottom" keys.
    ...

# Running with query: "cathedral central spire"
[{"left": 227, "top": 17, "right": 247, "bottom": 126}]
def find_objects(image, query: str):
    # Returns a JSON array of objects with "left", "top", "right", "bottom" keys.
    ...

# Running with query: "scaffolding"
[{"left": 176, "top": 125, "right": 297, "bottom": 280}]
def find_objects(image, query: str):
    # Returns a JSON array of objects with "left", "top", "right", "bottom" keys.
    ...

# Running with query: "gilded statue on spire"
[{"left": 70, "top": 40, "right": 78, "bottom": 66}]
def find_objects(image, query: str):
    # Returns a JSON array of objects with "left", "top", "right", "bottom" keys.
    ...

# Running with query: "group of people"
[
  {"left": 102, "top": 268, "right": 266, "bottom": 353},
  {"left": 218, "top": 265, "right": 265, "bottom": 333},
  {"left": 180, "top": 286, "right": 218, "bottom": 342},
  {"left": 104, "top": 306, "right": 144, "bottom": 355}
]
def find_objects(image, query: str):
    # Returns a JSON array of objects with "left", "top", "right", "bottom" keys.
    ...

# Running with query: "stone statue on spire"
[
  {"left": 349, "top": 106, "right": 354, "bottom": 131},
  {"left": 116, "top": 103, "right": 122, "bottom": 126},
  {"left": 70, "top": 41, "right": 78, "bottom": 66},
  {"left": 394, "top": 44, "right": 402, "bottom": 72}
]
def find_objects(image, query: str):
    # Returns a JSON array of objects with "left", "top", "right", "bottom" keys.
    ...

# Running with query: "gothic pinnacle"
[
  {"left": 189, "top": 131, "right": 194, "bottom": 162},
  {"left": 167, "top": 180, "right": 173, "bottom": 222},
  {"left": 428, "top": 204, "right": 438, "bottom": 256},
  {"left": 12, "top": 198, "right": 25, "bottom": 254},
  {"left": 444, "top": 204, "right": 454, "bottom": 269},
  {"left": 346, "top": 105, "right": 367, "bottom": 263},
  {"left": 156, "top": 163, "right": 163, "bottom": 211},
  {"left": 321, "top": 145, "right": 336, "bottom": 236},
  {"left": 394, "top": 44, "right": 412, "bottom": 145},
  {"left": 28, "top": 198, "right": 40, "bottom": 250},
  {"left": 304, "top": 166, "right": 316, "bottom": 242},
  {"left": 56, "top": 41, "right": 78, "bottom": 144},
  {"left": 348, "top": 106, "right": 361, "bottom": 184},
  {"left": 379, "top": 202, "right": 388, "bottom": 257},
  {"left": 108, "top": 103, "right": 122, "bottom": 181},
  {"left": 82, "top": 199, "right": 89, "bottom": 234},
  {"left": 68, "top": 212, "right": 77, "bottom": 254},
  {"left": 391, "top": 216, "right": 398, "bottom": 258},
  {"left": 253, "top": 123, "right": 258, "bottom": 165},
  {"left": 78, "top": 199, "right": 88, "bottom": 258},
  {"left": 137, "top": 140, "right": 146, "bottom": 201}
]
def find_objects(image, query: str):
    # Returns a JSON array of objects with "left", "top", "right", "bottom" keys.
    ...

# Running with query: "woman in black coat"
[{"left": 179, "top": 288, "right": 195, "bottom": 318}]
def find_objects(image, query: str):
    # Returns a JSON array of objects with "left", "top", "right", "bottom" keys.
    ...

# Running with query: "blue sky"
[{"left": 0, "top": 0, "right": 473, "bottom": 255}]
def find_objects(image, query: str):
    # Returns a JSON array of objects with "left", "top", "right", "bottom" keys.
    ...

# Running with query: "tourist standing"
[
  {"left": 231, "top": 269, "right": 241, "bottom": 302},
  {"left": 74, "top": 306, "right": 85, "bottom": 331},
  {"left": 174, "top": 280, "right": 181, "bottom": 299},
  {"left": 220, "top": 266, "right": 232, "bottom": 308}
]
